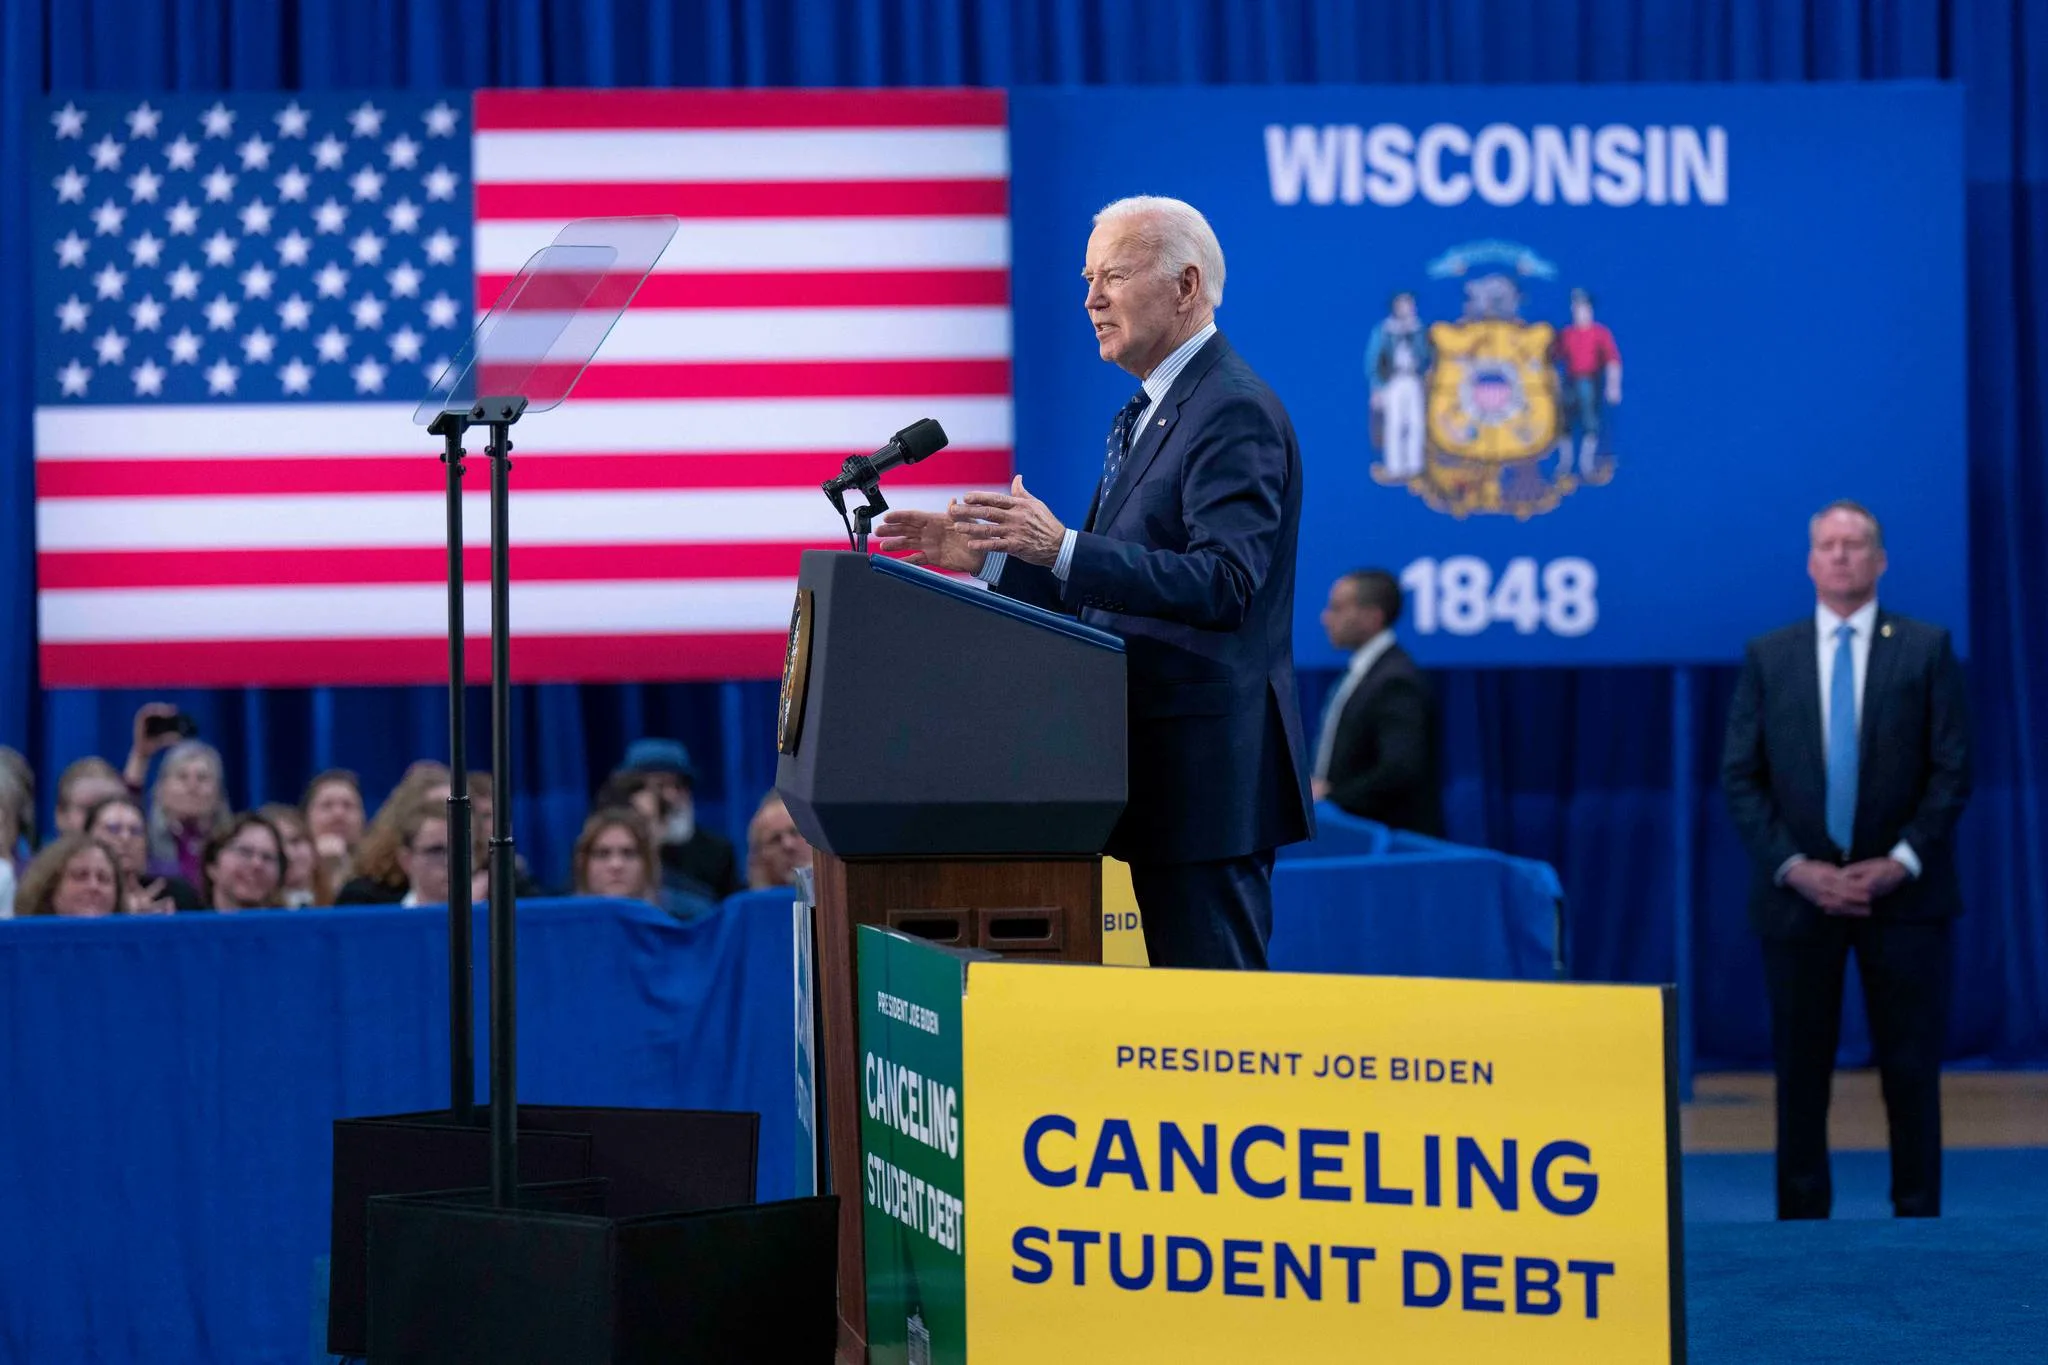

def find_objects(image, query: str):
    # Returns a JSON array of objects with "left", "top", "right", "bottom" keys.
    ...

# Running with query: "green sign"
[{"left": 858, "top": 927, "right": 969, "bottom": 1365}]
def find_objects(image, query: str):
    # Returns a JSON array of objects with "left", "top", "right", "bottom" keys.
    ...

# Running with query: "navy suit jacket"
[
  {"left": 1721, "top": 609, "right": 1972, "bottom": 936},
  {"left": 994, "top": 332, "right": 1314, "bottom": 864}
]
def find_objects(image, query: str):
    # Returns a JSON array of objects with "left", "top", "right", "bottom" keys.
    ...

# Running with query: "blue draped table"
[{"left": 0, "top": 894, "right": 803, "bottom": 1365}]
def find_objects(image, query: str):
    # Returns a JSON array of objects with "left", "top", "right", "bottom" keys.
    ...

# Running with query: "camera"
[{"left": 143, "top": 712, "right": 200, "bottom": 741}]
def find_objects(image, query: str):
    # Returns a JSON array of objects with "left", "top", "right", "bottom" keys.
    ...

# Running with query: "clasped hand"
[
  {"left": 1786, "top": 858, "right": 1909, "bottom": 917},
  {"left": 875, "top": 476, "right": 1066, "bottom": 571}
]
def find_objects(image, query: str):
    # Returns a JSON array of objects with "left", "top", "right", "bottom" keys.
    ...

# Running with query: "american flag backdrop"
[{"left": 32, "top": 89, "right": 1011, "bottom": 688}]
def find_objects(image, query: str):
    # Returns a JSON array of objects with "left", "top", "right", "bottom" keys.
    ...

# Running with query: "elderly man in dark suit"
[
  {"left": 1722, "top": 499, "right": 1971, "bottom": 1219},
  {"left": 878, "top": 195, "right": 1312, "bottom": 969},
  {"left": 1311, "top": 568, "right": 1445, "bottom": 836}
]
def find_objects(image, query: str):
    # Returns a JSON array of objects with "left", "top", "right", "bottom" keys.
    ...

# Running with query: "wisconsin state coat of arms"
[{"left": 1367, "top": 242, "right": 1622, "bottom": 519}]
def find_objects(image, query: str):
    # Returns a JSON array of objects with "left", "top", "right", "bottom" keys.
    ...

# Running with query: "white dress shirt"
[
  {"left": 1313, "top": 629, "right": 1398, "bottom": 781},
  {"left": 1777, "top": 598, "right": 1920, "bottom": 881},
  {"left": 978, "top": 321, "right": 1219, "bottom": 587}
]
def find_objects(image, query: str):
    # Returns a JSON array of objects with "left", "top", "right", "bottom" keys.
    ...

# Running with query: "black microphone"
[{"left": 823, "top": 418, "right": 949, "bottom": 497}]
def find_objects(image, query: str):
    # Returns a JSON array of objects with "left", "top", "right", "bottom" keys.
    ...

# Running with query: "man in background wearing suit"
[
  {"left": 1311, "top": 568, "right": 1445, "bottom": 836},
  {"left": 1722, "top": 500, "right": 1971, "bottom": 1219},
  {"left": 878, "top": 195, "right": 1312, "bottom": 970}
]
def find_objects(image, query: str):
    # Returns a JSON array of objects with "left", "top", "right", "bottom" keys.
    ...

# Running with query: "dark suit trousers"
[
  {"left": 1130, "top": 851, "right": 1276, "bottom": 970},
  {"left": 1761, "top": 915, "right": 1952, "bottom": 1219}
]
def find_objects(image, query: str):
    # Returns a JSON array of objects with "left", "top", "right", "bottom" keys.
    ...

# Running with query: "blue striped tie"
[
  {"left": 1102, "top": 389, "right": 1149, "bottom": 491},
  {"left": 1825, "top": 622, "right": 1859, "bottom": 853}
]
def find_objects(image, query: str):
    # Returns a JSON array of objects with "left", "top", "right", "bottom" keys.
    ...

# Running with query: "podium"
[{"left": 776, "top": 550, "right": 1128, "bottom": 1359}]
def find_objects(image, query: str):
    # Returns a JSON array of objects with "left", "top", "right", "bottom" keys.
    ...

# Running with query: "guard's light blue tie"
[
  {"left": 1826, "top": 622, "right": 1859, "bottom": 853},
  {"left": 1102, "top": 389, "right": 1149, "bottom": 491}
]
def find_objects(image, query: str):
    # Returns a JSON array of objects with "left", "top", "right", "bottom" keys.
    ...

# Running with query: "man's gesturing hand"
[
  {"left": 951, "top": 476, "right": 1068, "bottom": 568},
  {"left": 874, "top": 507, "right": 988, "bottom": 575}
]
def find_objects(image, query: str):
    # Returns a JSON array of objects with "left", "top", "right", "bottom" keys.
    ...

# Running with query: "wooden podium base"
[{"left": 812, "top": 850, "right": 1104, "bottom": 1362}]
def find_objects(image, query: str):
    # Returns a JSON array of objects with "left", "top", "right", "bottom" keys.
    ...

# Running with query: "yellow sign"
[{"left": 961, "top": 965, "right": 1678, "bottom": 1363}]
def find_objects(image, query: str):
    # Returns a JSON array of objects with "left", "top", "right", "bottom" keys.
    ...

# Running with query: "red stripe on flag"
[
  {"left": 474, "top": 269, "right": 1011, "bottom": 310},
  {"left": 36, "top": 450, "right": 1015, "bottom": 498},
  {"left": 476, "top": 179, "right": 1008, "bottom": 220},
  {"left": 40, "top": 632, "right": 791, "bottom": 688},
  {"left": 509, "top": 359, "right": 1010, "bottom": 400},
  {"left": 473, "top": 88, "right": 1006, "bottom": 131},
  {"left": 38, "top": 542, "right": 843, "bottom": 590}
]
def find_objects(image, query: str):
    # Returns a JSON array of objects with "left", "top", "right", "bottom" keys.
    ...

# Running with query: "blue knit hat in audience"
[{"left": 622, "top": 737, "right": 696, "bottom": 784}]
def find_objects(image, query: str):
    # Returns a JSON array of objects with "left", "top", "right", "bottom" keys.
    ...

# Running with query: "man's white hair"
[{"left": 1093, "top": 195, "right": 1225, "bottom": 309}]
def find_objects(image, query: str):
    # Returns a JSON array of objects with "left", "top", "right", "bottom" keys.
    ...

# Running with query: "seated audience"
[
  {"left": 200, "top": 814, "right": 286, "bottom": 913},
  {"left": 614, "top": 739, "right": 743, "bottom": 899},
  {"left": 465, "top": 772, "right": 542, "bottom": 898},
  {"left": 147, "top": 740, "right": 232, "bottom": 888},
  {"left": 259, "top": 803, "right": 329, "bottom": 908},
  {"left": 573, "top": 807, "right": 718, "bottom": 921},
  {"left": 341, "top": 765, "right": 454, "bottom": 902},
  {"left": 15, "top": 834, "right": 122, "bottom": 919},
  {"left": 2, "top": 746, "right": 35, "bottom": 852},
  {"left": 54, "top": 757, "right": 128, "bottom": 837},
  {"left": 301, "top": 769, "right": 366, "bottom": 889},
  {"left": 747, "top": 792, "right": 813, "bottom": 890},
  {"left": 85, "top": 796, "right": 200, "bottom": 912},
  {"left": 336, "top": 800, "right": 472, "bottom": 907},
  {"left": 0, "top": 759, "right": 26, "bottom": 917}
]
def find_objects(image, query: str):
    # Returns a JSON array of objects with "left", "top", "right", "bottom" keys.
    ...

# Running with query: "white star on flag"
[
  {"left": 132, "top": 358, "right": 166, "bottom": 395},
  {"left": 166, "top": 264, "right": 201, "bottom": 299},
  {"left": 312, "top": 134, "right": 346, "bottom": 170},
  {"left": 277, "top": 230, "right": 312, "bottom": 266},
  {"left": 242, "top": 328, "right": 277, "bottom": 363},
  {"left": 94, "top": 264, "right": 127, "bottom": 299},
  {"left": 90, "top": 135, "right": 124, "bottom": 171},
  {"left": 314, "top": 263, "right": 349, "bottom": 298},
  {"left": 386, "top": 198, "right": 422, "bottom": 233},
  {"left": 205, "top": 358, "right": 240, "bottom": 394},
  {"left": 275, "top": 102, "right": 310, "bottom": 137},
  {"left": 388, "top": 326, "right": 423, "bottom": 362},
  {"left": 240, "top": 262, "right": 276, "bottom": 298},
  {"left": 277, "top": 294, "right": 313, "bottom": 329},
  {"left": 53, "top": 168, "right": 88, "bottom": 203},
  {"left": 55, "top": 232, "right": 88, "bottom": 267},
  {"left": 125, "top": 103, "right": 162, "bottom": 138},
  {"left": 280, "top": 357, "right": 314, "bottom": 393},
  {"left": 238, "top": 135, "right": 273, "bottom": 171},
  {"left": 313, "top": 198, "right": 348, "bottom": 233},
  {"left": 424, "top": 229, "right": 458, "bottom": 265},
  {"left": 57, "top": 360, "right": 91, "bottom": 395},
  {"left": 201, "top": 103, "right": 236, "bottom": 138},
  {"left": 91, "top": 200, "right": 126, "bottom": 235},
  {"left": 165, "top": 199, "right": 199, "bottom": 234},
  {"left": 351, "top": 356, "right": 388, "bottom": 392},
  {"left": 351, "top": 230, "right": 385, "bottom": 265},
  {"left": 387, "top": 262, "right": 423, "bottom": 297},
  {"left": 276, "top": 166, "right": 311, "bottom": 201},
  {"left": 167, "top": 328, "right": 202, "bottom": 363},
  {"left": 202, "top": 230, "right": 237, "bottom": 266},
  {"left": 52, "top": 103, "right": 87, "bottom": 138},
  {"left": 128, "top": 232, "right": 164, "bottom": 267},
  {"left": 386, "top": 135, "right": 421, "bottom": 170},
  {"left": 56, "top": 296, "right": 90, "bottom": 331},
  {"left": 239, "top": 199, "right": 275, "bottom": 234},
  {"left": 202, "top": 166, "right": 236, "bottom": 202},
  {"left": 130, "top": 294, "right": 165, "bottom": 330},
  {"left": 93, "top": 328, "right": 129, "bottom": 365},
  {"left": 315, "top": 326, "right": 350, "bottom": 362},
  {"left": 350, "top": 166, "right": 386, "bottom": 201},
  {"left": 165, "top": 135, "right": 198, "bottom": 170},
  {"left": 127, "top": 166, "right": 163, "bottom": 202},
  {"left": 423, "top": 102, "right": 459, "bottom": 136},
  {"left": 203, "top": 294, "right": 239, "bottom": 330},
  {"left": 352, "top": 294, "right": 387, "bottom": 329},
  {"left": 425, "top": 292, "right": 459, "bottom": 328},
  {"left": 349, "top": 103, "right": 385, "bottom": 138},
  {"left": 423, "top": 165, "right": 459, "bottom": 200}
]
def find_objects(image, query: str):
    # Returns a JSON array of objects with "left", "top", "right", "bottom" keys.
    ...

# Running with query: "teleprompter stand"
[{"left": 325, "top": 217, "right": 836, "bottom": 1364}]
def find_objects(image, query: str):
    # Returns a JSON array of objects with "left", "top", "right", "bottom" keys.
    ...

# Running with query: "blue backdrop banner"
[{"left": 1010, "top": 83, "right": 1968, "bottom": 667}]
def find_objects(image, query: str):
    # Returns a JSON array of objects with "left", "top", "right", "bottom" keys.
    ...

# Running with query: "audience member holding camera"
[
  {"left": 86, "top": 796, "right": 199, "bottom": 913},
  {"left": 145, "top": 740, "right": 232, "bottom": 891},
  {"left": 15, "top": 834, "right": 123, "bottom": 919}
]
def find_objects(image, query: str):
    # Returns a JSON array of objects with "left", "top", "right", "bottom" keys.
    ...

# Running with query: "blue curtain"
[{"left": 4, "top": 0, "right": 2041, "bottom": 1064}]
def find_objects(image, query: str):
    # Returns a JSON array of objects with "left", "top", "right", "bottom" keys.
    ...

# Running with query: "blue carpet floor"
[{"left": 1681, "top": 1149, "right": 2048, "bottom": 1361}]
